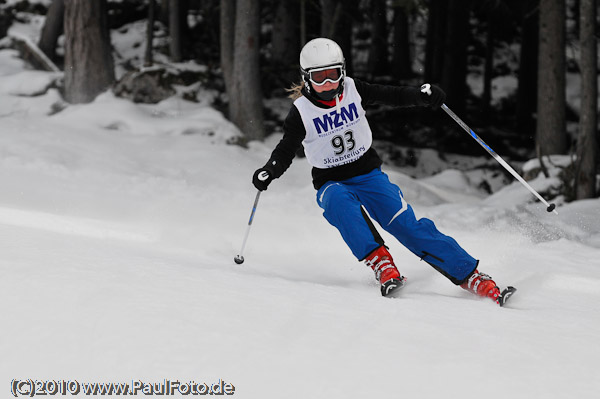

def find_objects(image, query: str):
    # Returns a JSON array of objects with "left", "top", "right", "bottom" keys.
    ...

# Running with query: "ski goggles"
[{"left": 308, "top": 66, "right": 343, "bottom": 86}]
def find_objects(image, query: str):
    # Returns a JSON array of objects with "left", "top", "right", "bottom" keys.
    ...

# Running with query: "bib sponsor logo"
[
  {"left": 322, "top": 144, "right": 367, "bottom": 167},
  {"left": 312, "top": 103, "right": 359, "bottom": 134}
]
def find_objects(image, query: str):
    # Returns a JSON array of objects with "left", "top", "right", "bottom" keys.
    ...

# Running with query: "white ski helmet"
[{"left": 299, "top": 38, "right": 346, "bottom": 98}]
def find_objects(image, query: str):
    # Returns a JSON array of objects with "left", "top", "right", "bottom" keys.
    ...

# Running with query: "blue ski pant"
[{"left": 316, "top": 168, "right": 477, "bottom": 285}]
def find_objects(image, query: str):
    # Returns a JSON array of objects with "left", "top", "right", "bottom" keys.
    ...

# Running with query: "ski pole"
[
  {"left": 234, "top": 190, "right": 262, "bottom": 264},
  {"left": 437, "top": 100, "right": 557, "bottom": 215}
]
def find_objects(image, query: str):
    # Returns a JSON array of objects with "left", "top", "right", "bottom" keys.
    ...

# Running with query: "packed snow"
[{"left": 1, "top": 42, "right": 600, "bottom": 399}]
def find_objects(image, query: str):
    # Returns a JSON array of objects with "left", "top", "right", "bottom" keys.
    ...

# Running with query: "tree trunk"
[
  {"left": 231, "top": 0, "right": 264, "bottom": 140},
  {"left": 368, "top": 0, "right": 388, "bottom": 78},
  {"left": 272, "top": 0, "right": 300, "bottom": 86},
  {"left": 391, "top": 3, "right": 412, "bottom": 80},
  {"left": 536, "top": 0, "right": 566, "bottom": 156},
  {"left": 424, "top": 0, "right": 447, "bottom": 83},
  {"left": 170, "top": 0, "right": 183, "bottom": 62},
  {"left": 515, "top": 0, "right": 539, "bottom": 136},
  {"left": 272, "top": 0, "right": 299, "bottom": 61},
  {"left": 38, "top": 0, "right": 64, "bottom": 62},
  {"left": 300, "top": 0, "right": 306, "bottom": 45},
  {"left": 440, "top": 0, "right": 471, "bottom": 116},
  {"left": 575, "top": 0, "right": 597, "bottom": 199},
  {"left": 319, "top": 0, "right": 338, "bottom": 36},
  {"left": 330, "top": 0, "right": 358, "bottom": 76},
  {"left": 220, "top": 0, "right": 235, "bottom": 112},
  {"left": 63, "top": 0, "right": 114, "bottom": 104},
  {"left": 144, "top": 0, "right": 156, "bottom": 67},
  {"left": 482, "top": 11, "right": 494, "bottom": 120},
  {"left": 304, "top": 0, "right": 323, "bottom": 45},
  {"left": 159, "top": 0, "right": 169, "bottom": 25}
]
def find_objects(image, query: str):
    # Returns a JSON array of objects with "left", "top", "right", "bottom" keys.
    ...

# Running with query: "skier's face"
[{"left": 313, "top": 80, "right": 339, "bottom": 93}]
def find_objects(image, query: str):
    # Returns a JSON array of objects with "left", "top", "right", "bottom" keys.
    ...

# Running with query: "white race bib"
[{"left": 295, "top": 77, "right": 373, "bottom": 169}]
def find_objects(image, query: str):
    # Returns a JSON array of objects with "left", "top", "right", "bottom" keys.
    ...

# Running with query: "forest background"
[{"left": 0, "top": 0, "right": 598, "bottom": 203}]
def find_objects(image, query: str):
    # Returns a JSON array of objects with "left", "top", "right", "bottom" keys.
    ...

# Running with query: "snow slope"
[{"left": 1, "top": 48, "right": 599, "bottom": 399}]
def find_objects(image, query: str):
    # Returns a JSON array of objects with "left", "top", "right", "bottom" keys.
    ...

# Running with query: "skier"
[{"left": 252, "top": 38, "right": 510, "bottom": 305}]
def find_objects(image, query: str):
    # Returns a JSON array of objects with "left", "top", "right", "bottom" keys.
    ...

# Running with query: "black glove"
[
  {"left": 420, "top": 83, "right": 446, "bottom": 109},
  {"left": 252, "top": 167, "right": 274, "bottom": 191}
]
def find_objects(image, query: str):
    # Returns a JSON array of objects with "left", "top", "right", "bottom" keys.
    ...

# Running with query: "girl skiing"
[{"left": 253, "top": 38, "right": 511, "bottom": 305}]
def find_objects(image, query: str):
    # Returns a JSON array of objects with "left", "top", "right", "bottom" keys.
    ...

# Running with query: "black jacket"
[{"left": 264, "top": 78, "right": 426, "bottom": 190}]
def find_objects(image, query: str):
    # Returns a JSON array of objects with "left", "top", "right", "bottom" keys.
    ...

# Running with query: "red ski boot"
[
  {"left": 461, "top": 269, "right": 502, "bottom": 304},
  {"left": 364, "top": 246, "right": 405, "bottom": 297}
]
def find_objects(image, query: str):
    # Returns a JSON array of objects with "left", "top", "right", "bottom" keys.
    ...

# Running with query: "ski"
[
  {"left": 497, "top": 286, "right": 517, "bottom": 307},
  {"left": 382, "top": 276, "right": 407, "bottom": 297}
]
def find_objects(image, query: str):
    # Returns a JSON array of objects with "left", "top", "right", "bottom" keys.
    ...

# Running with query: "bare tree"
[
  {"left": 272, "top": 0, "right": 300, "bottom": 86},
  {"left": 144, "top": 0, "right": 156, "bottom": 66},
  {"left": 536, "top": 0, "right": 566, "bottom": 155},
  {"left": 575, "top": 0, "right": 597, "bottom": 199},
  {"left": 440, "top": 0, "right": 472, "bottom": 116},
  {"left": 318, "top": 0, "right": 358, "bottom": 75},
  {"left": 300, "top": 0, "right": 306, "bottom": 45},
  {"left": 169, "top": 0, "right": 183, "bottom": 62},
  {"left": 63, "top": 0, "right": 114, "bottom": 104},
  {"left": 220, "top": 0, "right": 235, "bottom": 108},
  {"left": 38, "top": 0, "right": 64, "bottom": 62},
  {"left": 368, "top": 0, "right": 389, "bottom": 77},
  {"left": 424, "top": 0, "right": 447, "bottom": 84},
  {"left": 480, "top": 1, "right": 511, "bottom": 121},
  {"left": 159, "top": 0, "right": 169, "bottom": 25},
  {"left": 319, "top": 0, "right": 341, "bottom": 37},
  {"left": 391, "top": 1, "right": 413, "bottom": 80},
  {"left": 515, "top": 0, "right": 538, "bottom": 135},
  {"left": 481, "top": 7, "right": 495, "bottom": 119},
  {"left": 229, "top": 0, "right": 264, "bottom": 140}
]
